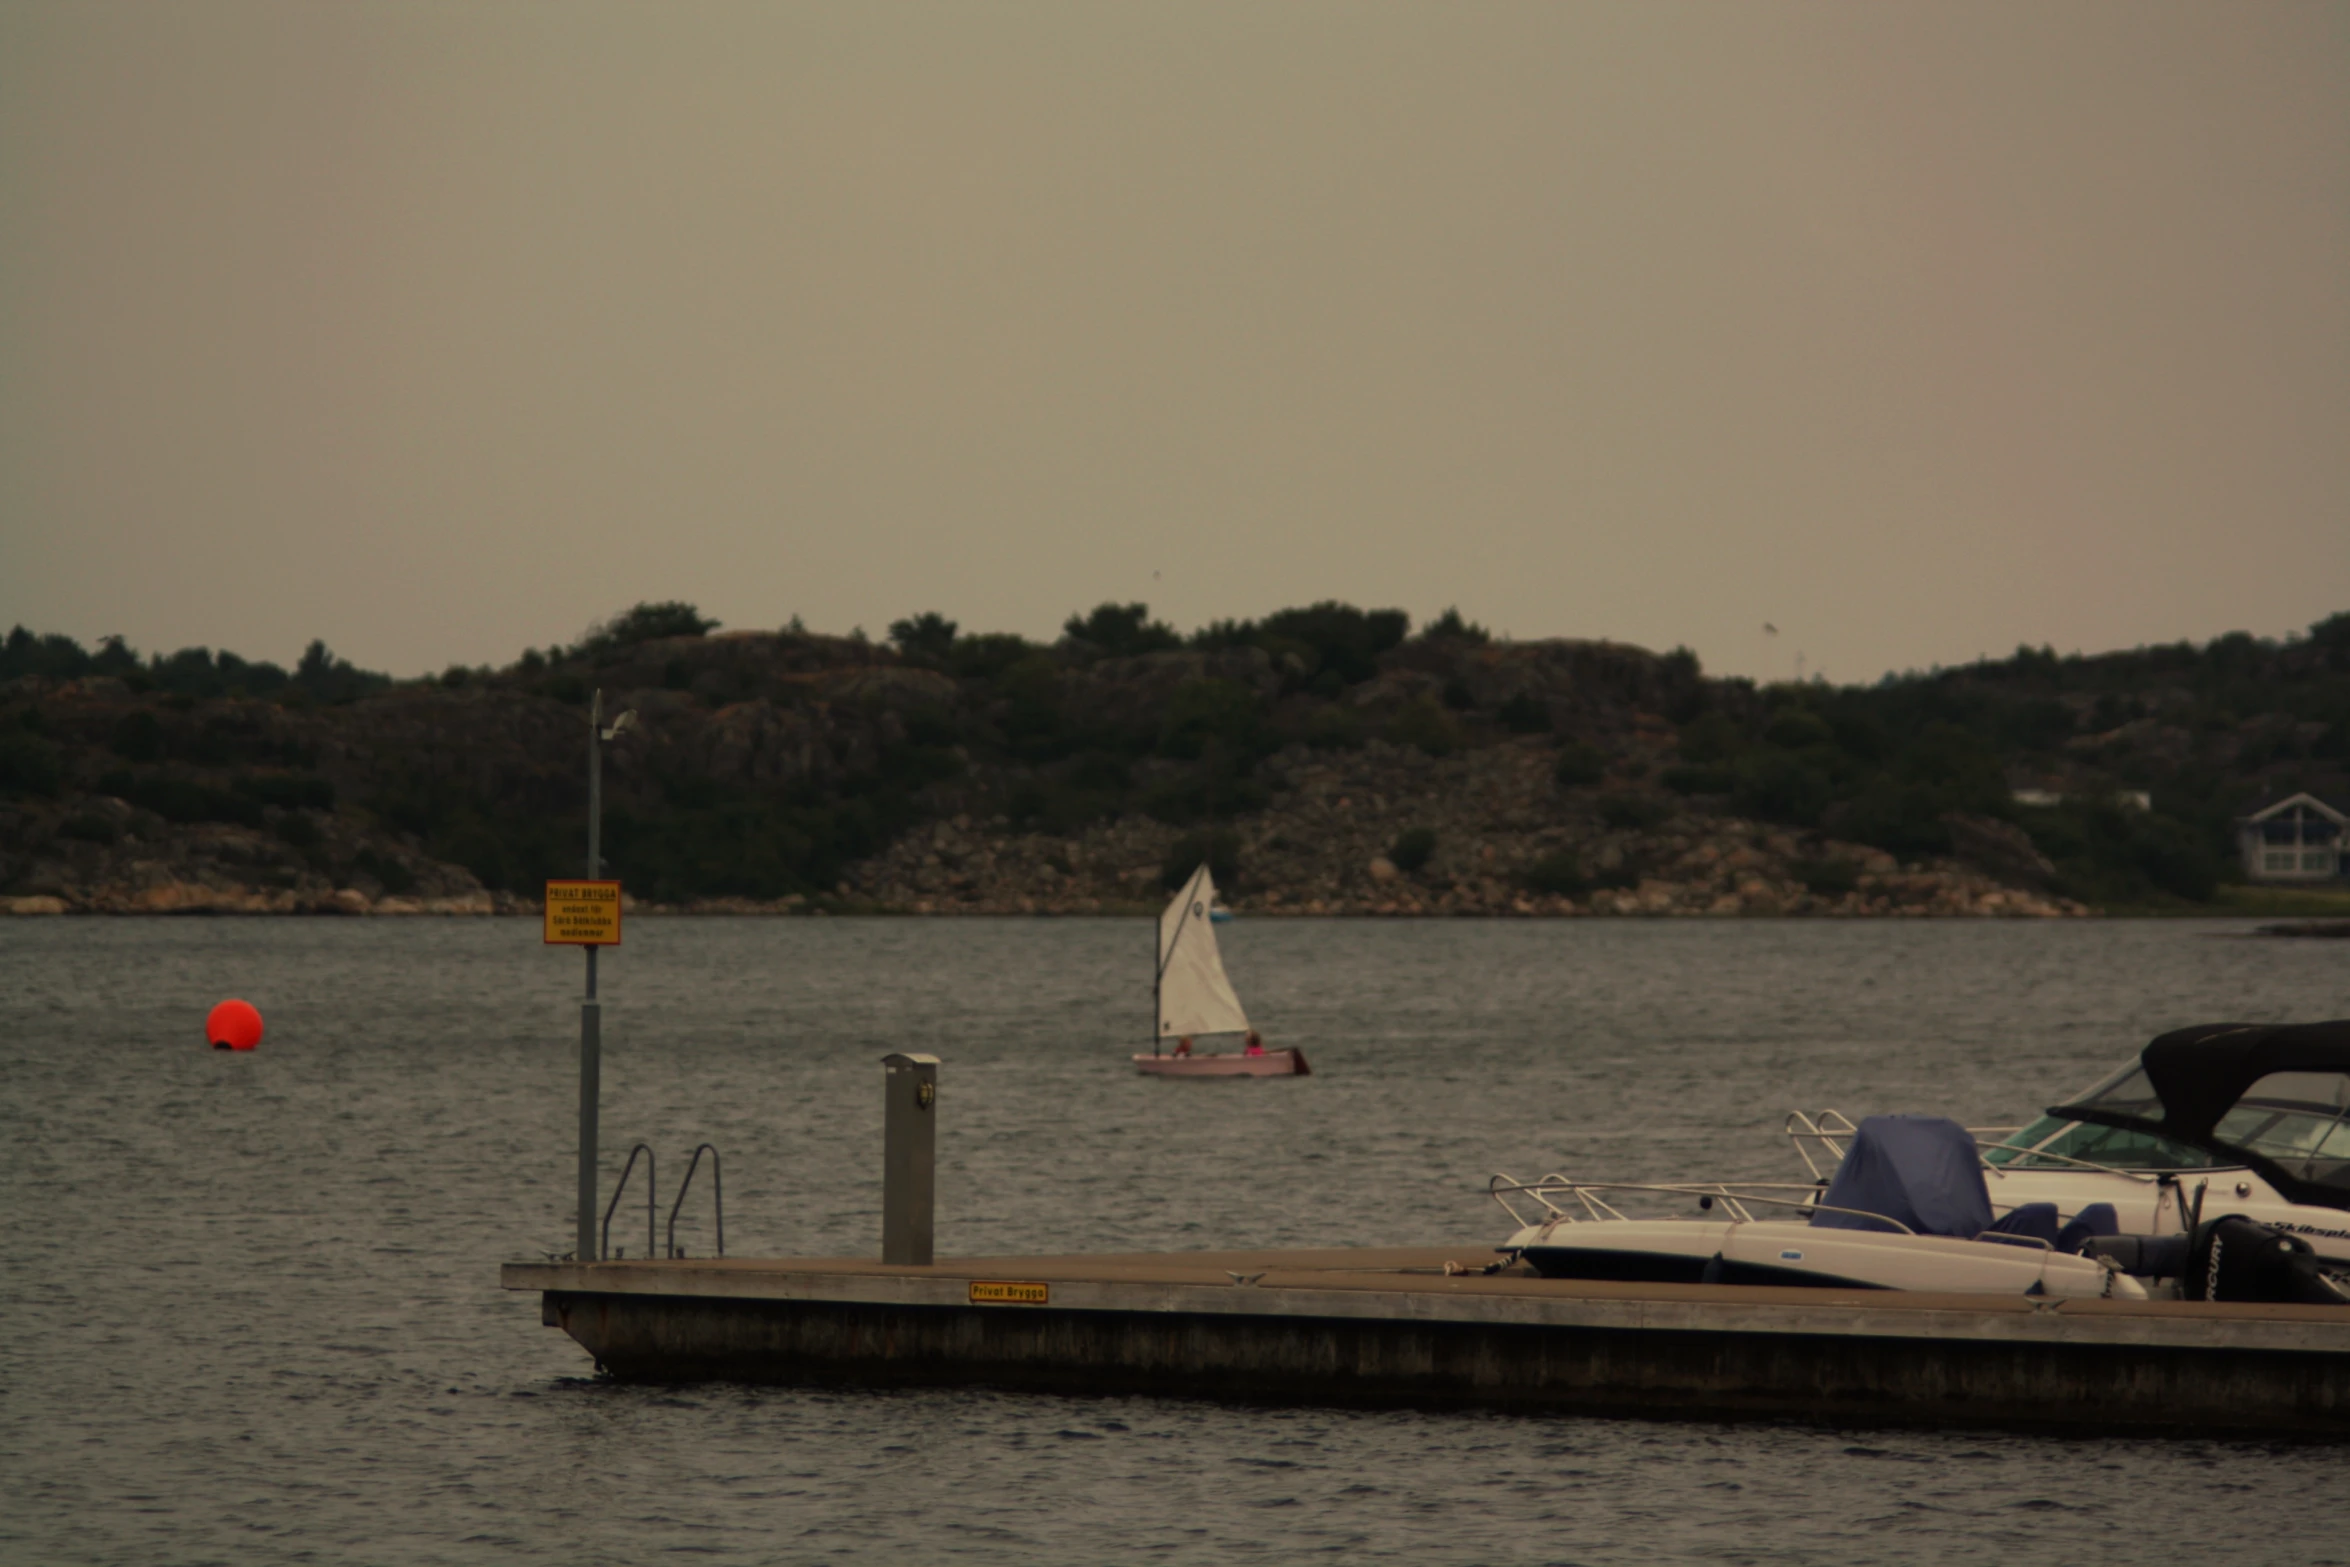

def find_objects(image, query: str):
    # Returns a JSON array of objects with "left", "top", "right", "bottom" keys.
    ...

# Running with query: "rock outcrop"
[{"left": 833, "top": 738, "right": 2085, "bottom": 918}]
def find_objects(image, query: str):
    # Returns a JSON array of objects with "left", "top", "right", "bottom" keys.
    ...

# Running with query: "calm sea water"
[{"left": 4, "top": 915, "right": 2347, "bottom": 1565}]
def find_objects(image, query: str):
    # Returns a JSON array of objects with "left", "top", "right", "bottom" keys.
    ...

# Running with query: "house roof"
[{"left": 2238, "top": 791, "right": 2349, "bottom": 825}]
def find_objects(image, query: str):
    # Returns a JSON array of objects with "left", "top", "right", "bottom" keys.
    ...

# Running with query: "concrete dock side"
[{"left": 502, "top": 1247, "right": 2350, "bottom": 1433}]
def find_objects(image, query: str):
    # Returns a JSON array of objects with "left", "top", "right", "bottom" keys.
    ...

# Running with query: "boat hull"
[
  {"left": 1506, "top": 1219, "right": 2143, "bottom": 1299},
  {"left": 1134, "top": 1048, "right": 1310, "bottom": 1078}
]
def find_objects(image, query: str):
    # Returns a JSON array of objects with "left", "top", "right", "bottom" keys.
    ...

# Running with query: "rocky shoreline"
[{"left": 1, "top": 737, "right": 2086, "bottom": 920}]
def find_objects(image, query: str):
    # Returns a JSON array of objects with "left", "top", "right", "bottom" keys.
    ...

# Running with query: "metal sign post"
[
  {"left": 547, "top": 689, "right": 633, "bottom": 1262},
  {"left": 580, "top": 690, "right": 604, "bottom": 1264}
]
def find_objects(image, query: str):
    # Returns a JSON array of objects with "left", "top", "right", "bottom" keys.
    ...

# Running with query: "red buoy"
[{"left": 207, "top": 998, "right": 263, "bottom": 1051}]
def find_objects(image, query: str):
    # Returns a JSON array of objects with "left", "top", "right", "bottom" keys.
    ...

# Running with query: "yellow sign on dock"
[
  {"left": 543, "top": 880, "right": 622, "bottom": 945},
  {"left": 969, "top": 1280, "right": 1050, "bottom": 1305}
]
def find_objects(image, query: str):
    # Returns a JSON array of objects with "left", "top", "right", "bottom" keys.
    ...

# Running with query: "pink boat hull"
[{"left": 1132, "top": 1048, "right": 1311, "bottom": 1077}]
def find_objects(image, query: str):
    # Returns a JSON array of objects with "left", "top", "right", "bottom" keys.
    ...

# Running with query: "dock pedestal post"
[{"left": 880, "top": 1053, "right": 938, "bottom": 1266}]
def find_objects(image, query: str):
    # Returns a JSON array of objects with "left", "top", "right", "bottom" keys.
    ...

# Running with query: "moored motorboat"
[
  {"left": 1494, "top": 1021, "right": 2350, "bottom": 1305},
  {"left": 1494, "top": 1115, "right": 2146, "bottom": 1298},
  {"left": 1132, "top": 864, "right": 1309, "bottom": 1078},
  {"left": 1504, "top": 1216, "right": 2139, "bottom": 1298},
  {"left": 1786, "top": 1020, "right": 2350, "bottom": 1270}
]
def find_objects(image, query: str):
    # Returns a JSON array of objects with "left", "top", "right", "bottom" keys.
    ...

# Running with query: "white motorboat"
[
  {"left": 1133, "top": 864, "right": 1309, "bottom": 1079},
  {"left": 1494, "top": 1114, "right": 2148, "bottom": 1299},
  {"left": 1494, "top": 1021, "right": 2350, "bottom": 1305},
  {"left": 1786, "top": 1020, "right": 2350, "bottom": 1267},
  {"left": 1497, "top": 1215, "right": 2141, "bottom": 1299}
]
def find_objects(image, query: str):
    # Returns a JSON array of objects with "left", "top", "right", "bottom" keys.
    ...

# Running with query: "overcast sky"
[{"left": 2, "top": 2, "right": 2343, "bottom": 683}]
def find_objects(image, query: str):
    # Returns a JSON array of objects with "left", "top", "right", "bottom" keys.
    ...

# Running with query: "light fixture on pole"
[{"left": 575, "top": 688, "right": 635, "bottom": 1261}]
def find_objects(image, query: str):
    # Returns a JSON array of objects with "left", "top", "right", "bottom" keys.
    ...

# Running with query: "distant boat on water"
[{"left": 1133, "top": 865, "right": 1308, "bottom": 1079}]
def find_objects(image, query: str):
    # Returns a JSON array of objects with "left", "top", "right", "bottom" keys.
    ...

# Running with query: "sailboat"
[{"left": 1134, "top": 865, "right": 1310, "bottom": 1078}]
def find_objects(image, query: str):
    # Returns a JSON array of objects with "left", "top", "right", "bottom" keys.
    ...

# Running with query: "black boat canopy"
[{"left": 2050, "top": 1021, "right": 2350, "bottom": 1211}]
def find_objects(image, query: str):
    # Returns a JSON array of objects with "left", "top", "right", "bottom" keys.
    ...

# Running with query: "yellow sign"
[
  {"left": 543, "top": 880, "right": 622, "bottom": 945},
  {"left": 968, "top": 1280, "right": 1050, "bottom": 1305}
]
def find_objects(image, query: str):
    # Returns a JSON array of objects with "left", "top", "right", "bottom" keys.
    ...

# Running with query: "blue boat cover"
[
  {"left": 2056, "top": 1202, "right": 2119, "bottom": 1255},
  {"left": 1987, "top": 1201, "right": 2062, "bottom": 1246},
  {"left": 1811, "top": 1115, "right": 1995, "bottom": 1237}
]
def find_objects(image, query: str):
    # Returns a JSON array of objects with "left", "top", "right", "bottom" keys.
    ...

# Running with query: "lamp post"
[{"left": 577, "top": 688, "right": 636, "bottom": 1261}]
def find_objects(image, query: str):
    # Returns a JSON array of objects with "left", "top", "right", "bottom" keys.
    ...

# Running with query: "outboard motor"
[
  {"left": 2086, "top": 1232, "right": 2191, "bottom": 1278},
  {"left": 2185, "top": 1217, "right": 2350, "bottom": 1306}
]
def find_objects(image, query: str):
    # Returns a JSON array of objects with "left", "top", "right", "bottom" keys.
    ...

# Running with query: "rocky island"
[{"left": 2, "top": 602, "right": 2341, "bottom": 918}]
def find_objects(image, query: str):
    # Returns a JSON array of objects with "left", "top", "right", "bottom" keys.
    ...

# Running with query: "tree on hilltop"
[
  {"left": 576, "top": 602, "right": 718, "bottom": 656},
  {"left": 1062, "top": 602, "right": 1180, "bottom": 659},
  {"left": 888, "top": 612, "right": 959, "bottom": 666}
]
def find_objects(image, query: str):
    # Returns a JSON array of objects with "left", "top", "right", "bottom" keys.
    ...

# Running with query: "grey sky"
[{"left": 3, "top": 2, "right": 2343, "bottom": 682}]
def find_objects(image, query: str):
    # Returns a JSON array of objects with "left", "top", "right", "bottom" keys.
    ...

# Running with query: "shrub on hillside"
[
  {"left": 1196, "top": 602, "right": 1409, "bottom": 687},
  {"left": 61, "top": 812, "right": 119, "bottom": 845},
  {"left": 1731, "top": 752, "right": 1834, "bottom": 828},
  {"left": 1792, "top": 856, "right": 1862, "bottom": 898},
  {"left": 999, "top": 656, "right": 1073, "bottom": 760},
  {"left": 1518, "top": 851, "right": 1587, "bottom": 896},
  {"left": 577, "top": 602, "right": 717, "bottom": 657},
  {"left": 888, "top": 612, "right": 959, "bottom": 666},
  {"left": 291, "top": 640, "right": 391, "bottom": 704},
  {"left": 124, "top": 774, "right": 263, "bottom": 827},
  {"left": 1063, "top": 602, "right": 1180, "bottom": 659},
  {"left": 1498, "top": 692, "right": 1550, "bottom": 733},
  {"left": 1388, "top": 827, "right": 1437, "bottom": 874},
  {"left": 109, "top": 711, "right": 165, "bottom": 762},
  {"left": 1598, "top": 793, "right": 1670, "bottom": 831},
  {"left": 352, "top": 848, "right": 417, "bottom": 895},
  {"left": 1158, "top": 679, "right": 1264, "bottom": 760},
  {"left": 1763, "top": 705, "right": 1835, "bottom": 750},
  {"left": 1661, "top": 764, "right": 1732, "bottom": 794},
  {"left": 0, "top": 732, "right": 62, "bottom": 797},
  {"left": 1142, "top": 768, "right": 1268, "bottom": 824},
  {"left": 1418, "top": 607, "right": 1489, "bottom": 645},
  {"left": 1304, "top": 706, "right": 1364, "bottom": 751},
  {"left": 1008, "top": 780, "right": 1120, "bottom": 836},
  {"left": 1257, "top": 602, "right": 1408, "bottom": 685},
  {"left": 1162, "top": 829, "right": 1241, "bottom": 892},
  {"left": 234, "top": 772, "right": 336, "bottom": 811},
  {"left": 950, "top": 632, "right": 1037, "bottom": 681},
  {"left": 1554, "top": 744, "right": 1606, "bottom": 788},
  {"left": 2023, "top": 799, "right": 2220, "bottom": 905},
  {"left": 1387, "top": 698, "right": 1461, "bottom": 757}
]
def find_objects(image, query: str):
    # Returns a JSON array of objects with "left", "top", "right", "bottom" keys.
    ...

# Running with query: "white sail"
[{"left": 1157, "top": 865, "right": 1249, "bottom": 1039}]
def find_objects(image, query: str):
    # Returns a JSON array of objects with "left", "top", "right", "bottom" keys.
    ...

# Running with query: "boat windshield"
[
  {"left": 1982, "top": 1115, "right": 2217, "bottom": 1171},
  {"left": 2058, "top": 1063, "right": 2166, "bottom": 1124},
  {"left": 2210, "top": 1071, "right": 2350, "bottom": 1193}
]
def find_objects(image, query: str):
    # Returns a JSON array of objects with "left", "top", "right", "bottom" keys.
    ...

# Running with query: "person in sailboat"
[
  {"left": 1173, "top": 1036, "right": 1193, "bottom": 1057},
  {"left": 1243, "top": 1031, "right": 1265, "bottom": 1057}
]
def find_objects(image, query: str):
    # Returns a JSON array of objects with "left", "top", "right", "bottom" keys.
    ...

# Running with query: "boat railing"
[
  {"left": 601, "top": 1142, "right": 655, "bottom": 1261},
  {"left": 1973, "top": 1142, "right": 2161, "bottom": 1182},
  {"left": 666, "top": 1143, "right": 724, "bottom": 1259},
  {"left": 1488, "top": 1174, "right": 1916, "bottom": 1236},
  {"left": 1788, "top": 1111, "right": 2166, "bottom": 1185},
  {"left": 1784, "top": 1111, "right": 1858, "bottom": 1180}
]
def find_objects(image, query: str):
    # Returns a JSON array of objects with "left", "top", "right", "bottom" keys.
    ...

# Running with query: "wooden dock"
[{"left": 501, "top": 1245, "right": 2350, "bottom": 1433}]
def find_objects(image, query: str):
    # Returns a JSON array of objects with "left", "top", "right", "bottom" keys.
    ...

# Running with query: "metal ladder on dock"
[{"left": 598, "top": 1142, "right": 724, "bottom": 1261}]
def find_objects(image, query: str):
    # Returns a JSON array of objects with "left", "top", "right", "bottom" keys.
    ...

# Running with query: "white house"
[{"left": 2237, "top": 793, "right": 2347, "bottom": 882}]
